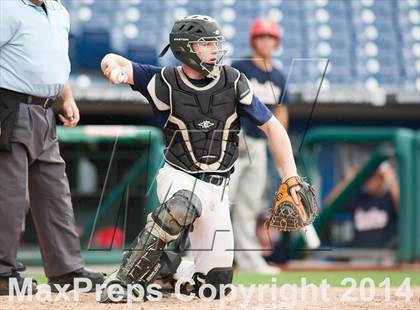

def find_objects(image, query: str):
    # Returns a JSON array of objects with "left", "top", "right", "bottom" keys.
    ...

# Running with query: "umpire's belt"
[{"left": 0, "top": 88, "right": 55, "bottom": 109}]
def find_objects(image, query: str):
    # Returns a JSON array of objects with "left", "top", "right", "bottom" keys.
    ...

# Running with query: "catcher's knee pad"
[
  {"left": 149, "top": 189, "right": 202, "bottom": 242},
  {"left": 193, "top": 267, "right": 233, "bottom": 299}
]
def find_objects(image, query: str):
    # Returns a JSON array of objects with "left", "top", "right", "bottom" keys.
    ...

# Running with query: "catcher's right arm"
[{"left": 267, "top": 176, "right": 318, "bottom": 231}]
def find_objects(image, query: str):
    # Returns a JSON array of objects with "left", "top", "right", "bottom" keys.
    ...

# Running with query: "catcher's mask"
[{"left": 159, "top": 15, "right": 227, "bottom": 79}]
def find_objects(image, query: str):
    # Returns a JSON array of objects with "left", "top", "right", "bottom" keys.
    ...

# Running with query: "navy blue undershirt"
[{"left": 231, "top": 59, "right": 289, "bottom": 138}]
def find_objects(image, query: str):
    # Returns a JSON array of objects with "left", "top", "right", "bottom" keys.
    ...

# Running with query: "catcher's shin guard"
[
  {"left": 117, "top": 230, "right": 166, "bottom": 286},
  {"left": 99, "top": 229, "right": 166, "bottom": 303},
  {"left": 100, "top": 189, "right": 202, "bottom": 303},
  {"left": 152, "top": 251, "right": 183, "bottom": 295}
]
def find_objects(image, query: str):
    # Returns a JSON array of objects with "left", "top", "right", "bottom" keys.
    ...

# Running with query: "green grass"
[
  {"left": 28, "top": 274, "right": 49, "bottom": 285},
  {"left": 28, "top": 270, "right": 420, "bottom": 287}
]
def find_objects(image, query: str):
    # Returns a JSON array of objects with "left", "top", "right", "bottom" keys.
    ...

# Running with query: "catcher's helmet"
[
  {"left": 249, "top": 18, "right": 281, "bottom": 48},
  {"left": 159, "top": 15, "right": 226, "bottom": 79}
]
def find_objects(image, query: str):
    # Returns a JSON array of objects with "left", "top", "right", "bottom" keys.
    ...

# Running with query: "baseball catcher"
[
  {"left": 99, "top": 15, "right": 314, "bottom": 302},
  {"left": 267, "top": 176, "right": 318, "bottom": 231}
]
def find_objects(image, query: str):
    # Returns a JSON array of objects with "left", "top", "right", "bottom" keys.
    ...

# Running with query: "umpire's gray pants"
[{"left": 0, "top": 103, "right": 83, "bottom": 277}]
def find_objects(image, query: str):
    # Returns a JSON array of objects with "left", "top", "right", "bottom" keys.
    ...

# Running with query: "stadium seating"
[{"left": 62, "top": 0, "right": 419, "bottom": 89}]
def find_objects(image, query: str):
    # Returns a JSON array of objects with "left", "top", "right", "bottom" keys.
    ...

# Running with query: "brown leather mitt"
[{"left": 267, "top": 176, "right": 318, "bottom": 231}]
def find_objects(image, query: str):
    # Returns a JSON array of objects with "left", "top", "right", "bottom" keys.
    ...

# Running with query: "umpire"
[{"left": 0, "top": 0, "right": 103, "bottom": 294}]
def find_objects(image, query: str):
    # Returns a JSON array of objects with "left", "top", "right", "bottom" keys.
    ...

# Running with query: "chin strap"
[{"left": 159, "top": 44, "right": 171, "bottom": 57}]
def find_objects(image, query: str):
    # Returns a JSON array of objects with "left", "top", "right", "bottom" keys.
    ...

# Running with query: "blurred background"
[
  {"left": 19, "top": 0, "right": 420, "bottom": 268},
  {"left": 63, "top": 0, "right": 419, "bottom": 104}
]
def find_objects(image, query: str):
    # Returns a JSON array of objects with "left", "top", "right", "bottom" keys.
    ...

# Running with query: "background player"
[
  {"left": 99, "top": 15, "right": 301, "bottom": 301},
  {"left": 229, "top": 18, "right": 290, "bottom": 274}
]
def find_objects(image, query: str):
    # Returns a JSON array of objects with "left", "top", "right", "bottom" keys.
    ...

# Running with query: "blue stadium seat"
[
  {"left": 126, "top": 45, "right": 158, "bottom": 66},
  {"left": 228, "top": 0, "right": 255, "bottom": 13},
  {"left": 61, "top": 0, "right": 416, "bottom": 89},
  {"left": 280, "top": 46, "right": 303, "bottom": 59},
  {"left": 68, "top": 33, "right": 80, "bottom": 72},
  {"left": 78, "top": 30, "right": 112, "bottom": 71},
  {"left": 371, "top": 73, "right": 402, "bottom": 85},
  {"left": 127, "top": 0, "right": 162, "bottom": 11},
  {"left": 281, "top": 32, "right": 303, "bottom": 48},
  {"left": 327, "top": 73, "right": 353, "bottom": 85}
]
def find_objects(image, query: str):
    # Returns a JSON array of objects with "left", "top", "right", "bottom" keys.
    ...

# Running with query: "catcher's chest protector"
[{"left": 153, "top": 66, "right": 241, "bottom": 173}]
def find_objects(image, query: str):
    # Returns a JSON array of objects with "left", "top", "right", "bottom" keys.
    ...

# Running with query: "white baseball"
[{"left": 110, "top": 69, "right": 126, "bottom": 84}]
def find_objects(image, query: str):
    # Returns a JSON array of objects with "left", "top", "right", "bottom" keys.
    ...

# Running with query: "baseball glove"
[{"left": 267, "top": 176, "right": 318, "bottom": 231}]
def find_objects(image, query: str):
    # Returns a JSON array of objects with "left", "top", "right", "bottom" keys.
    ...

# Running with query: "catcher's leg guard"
[
  {"left": 100, "top": 190, "right": 201, "bottom": 303},
  {"left": 191, "top": 267, "right": 233, "bottom": 299},
  {"left": 158, "top": 251, "right": 182, "bottom": 281},
  {"left": 152, "top": 251, "right": 182, "bottom": 295}
]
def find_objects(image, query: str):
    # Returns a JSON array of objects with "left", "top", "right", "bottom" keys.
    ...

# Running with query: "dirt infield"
[{"left": 1, "top": 286, "right": 419, "bottom": 310}]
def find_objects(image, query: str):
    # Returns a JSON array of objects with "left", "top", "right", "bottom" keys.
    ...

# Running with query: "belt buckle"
[{"left": 43, "top": 98, "right": 52, "bottom": 109}]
